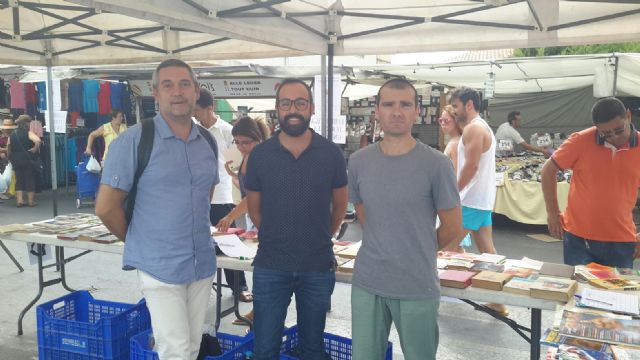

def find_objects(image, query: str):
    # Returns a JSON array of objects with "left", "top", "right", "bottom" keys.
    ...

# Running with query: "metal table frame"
[{"left": 3, "top": 232, "right": 558, "bottom": 360}]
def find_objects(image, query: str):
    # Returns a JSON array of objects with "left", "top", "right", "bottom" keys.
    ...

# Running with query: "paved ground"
[{"left": 0, "top": 188, "right": 637, "bottom": 360}]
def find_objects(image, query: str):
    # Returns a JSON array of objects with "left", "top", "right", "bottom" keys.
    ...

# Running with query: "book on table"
[
  {"left": 503, "top": 274, "right": 541, "bottom": 296},
  {"left": 556, "top": 344, "right": 614, "bottom": 360},
  {"left": 445, "top": 259, "right": 475, "bottom": 271},
  {"left": 541, "top": 328, "right": 610, "bottom": 352},
  {"left": 610, "top": 345, "right": 640, "bottom": 360},
  {"left": 559, "top": 310, "right": 640, "bottom": 347},
  {"left": 439, "top": 270, "right": 475, "bottom": 289},
  {"left": 529, "top": 276, "right": 577, "bottom": 302},
  {"left": 588, "top": 278, "right": 640, "bottom": 291},
  {"left": 470, "top": 261, "right": 505, "bottom": 273},
  {"left": 503, "top": 265, "right": 535, "bottom": 278},
  {"left": 540, "top": 262, "right": 575, "bottom": 279},
  {"left": 471, "top": 271, "right": 513, "bottom": 291}
]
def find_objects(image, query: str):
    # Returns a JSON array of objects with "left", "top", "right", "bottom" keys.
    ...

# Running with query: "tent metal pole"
[
  {"left": 320, "top": 54, "right": 327, "bottom": 136},
  {"left": 46, "top": 60, "right": 58, "bottom": 216},
  {"left": 612, "top": 54, "right": 619, "bottom": 97},
  {"left": 327, "top": 43, "right": 334, "bottom": 142}
]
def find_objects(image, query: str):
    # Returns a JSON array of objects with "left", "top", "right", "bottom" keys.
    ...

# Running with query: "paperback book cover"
[
  {"left": 471, "top": 261, "right": 505, "bottom": 273},
  {"left": 610, "top": 345, "right": 640, "bottom": 360},
  {"left": 530, "top": 276, "right": 577, "bottom": 302},
  {"left": 559, "top": 310, "right": 640, "bottom": 347},
  {"left": 445, "top": 259, "right": 474, "bottom": 271},
  {"left": 541, "top": 328, "right": 610, "bottom": 352},
  {"left": 540, "top": 262, "right": 575, "bottom": 279},
  {"left": 471, "top": 271, "right": 513, "bottom": 291},
  {"left": 589, "top": 278, "right": 640, "bottom": 291},
  {"left": 556, "top": 345, "right": 614, "bottom": 360},
  {"left": 503, "top": 274, "right": 541, "bottom": 296},
  {"left": 439, "top": 270, "right": 475, "bottom": 289}
]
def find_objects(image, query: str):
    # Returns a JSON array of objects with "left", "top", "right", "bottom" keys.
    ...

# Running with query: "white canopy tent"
[
  {"left": 65, "top": 0, "right": 640, "bottom": 56},
  {"left": 351, "top": 53, "right": 640, "bottom": 97},
  {"left": 63, "top": 0, "right": 640, "bottom": 139}
]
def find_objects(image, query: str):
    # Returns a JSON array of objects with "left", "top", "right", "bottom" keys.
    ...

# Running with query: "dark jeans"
[
  {"left": 210, "top": 203, "right": 248, "bottom": 292},
  {"left": 252, "top": 266, "right": 335, "bottom": 360},
  {"left": 563, "top": 231, "right": 636, "bottom": 268}
]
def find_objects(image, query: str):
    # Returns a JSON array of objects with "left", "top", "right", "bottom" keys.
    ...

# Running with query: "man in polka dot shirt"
[{"left": 245, "top": 78, "right": 348, "bottom": 360}]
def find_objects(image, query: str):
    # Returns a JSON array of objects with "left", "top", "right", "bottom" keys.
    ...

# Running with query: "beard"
[{"left": 279, "top": 113, "right": 310, "bottom": 137}]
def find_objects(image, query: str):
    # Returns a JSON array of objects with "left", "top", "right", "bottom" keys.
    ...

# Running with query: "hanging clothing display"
[
  {"left": 25, "top": 83, "right": 37, "bottom": 117},
  {"left": 60, "top": 80, "right": 70, "bottom": 111},
  {"left": 98, "top": 82, "right": 111, "bottom": 115},
  {"left": 69, "top": 112, "right": 80, "bottom": 128},
  {"left": 82, "top": 80, "right": 100, "bottom": 113},
  {"left": 110, "top": 82, "right": 123, "bottom": 111},
  {"left": 9, "top": 80, "right": 26, "bottom": 110},
  {"left": 68, "top": 80, "right": 83, "bottom": 112},
  {"left": 36, "top": 82, "right": 47, "bottom": 110},
  {"left": 0, "top": 79, "right": 7, "bottom": 108}
]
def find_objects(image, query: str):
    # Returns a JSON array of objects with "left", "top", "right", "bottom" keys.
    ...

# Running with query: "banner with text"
[{"left": 129, "top": 78, "right": 283, "bottom": 98}]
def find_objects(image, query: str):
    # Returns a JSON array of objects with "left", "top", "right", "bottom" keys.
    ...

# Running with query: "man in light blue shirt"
[{"left": 96, "top": 59, "right": 218, "bottom": 360}]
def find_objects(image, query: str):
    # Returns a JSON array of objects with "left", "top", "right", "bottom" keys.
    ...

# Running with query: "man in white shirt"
[
  {"left": 194, "top": 88, "right": 252, "bottom": 303},
  {"left": 495, "top": 111, "right": 551, "bottom": 157}
]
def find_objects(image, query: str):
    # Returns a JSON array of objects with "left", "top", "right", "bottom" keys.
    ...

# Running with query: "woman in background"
[
  {"left": 8, "top": 115, "right": 41, "bottom": 207},
  {"left": 85, "top": 109, "right": 127, "bottom": 162},
  {"left": 216, "top": 116, "right": 270, "bottom": 327}
]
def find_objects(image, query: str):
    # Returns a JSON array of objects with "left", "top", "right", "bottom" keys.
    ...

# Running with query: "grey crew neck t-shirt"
[{"left": 348, "top": 141, "right": 460, "bottom": 300}]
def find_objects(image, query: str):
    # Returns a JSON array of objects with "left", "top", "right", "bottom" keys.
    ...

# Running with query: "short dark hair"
[
  {"left": 508, "top": 111, "right": 520, "bottom": 124},
  {"left": 450, "top": 86, "right": 481, "bottom": 111},
  {"left": 196, "top": 88, "right": 215, "bottom": 109},
  {"left": 275, "top": 78, "right": 313, "bottom": 103},
  {"left": 376, "top": 78, "right": 418, "bottom": 106},
  {"left": 110, "top": 109, "right": 122, "bottom": 119},
  {"left": 152, "top": 59, "right": 197, "bottom": 90},
  {"left": 592, "top": 97, "right": 627, "bottom": 124}
]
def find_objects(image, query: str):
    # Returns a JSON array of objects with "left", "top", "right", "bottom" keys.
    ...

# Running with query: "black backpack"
[{"left": 124, "top": 118, "right": 218, "bottom": 226}]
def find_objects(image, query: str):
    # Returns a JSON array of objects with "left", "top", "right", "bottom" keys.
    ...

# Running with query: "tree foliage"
[{"left": 514, "top": 43, "right": 640, "bottom": 57}]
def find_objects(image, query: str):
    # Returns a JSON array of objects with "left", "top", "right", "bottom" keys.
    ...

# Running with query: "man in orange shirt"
[{"left": 541, "top": 97, "right": 640, "bottom": 268}]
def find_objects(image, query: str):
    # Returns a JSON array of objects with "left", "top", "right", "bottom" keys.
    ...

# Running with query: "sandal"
[
  {"left": 28, "top": 202, "right": 38, "bottom": 207},
  {"left": 239, "top": 291, "right": 253, "bottom": 303},
  {"left": 232, "top": 312, "right": 254, "bottom": 326},
  {"left": 16, "top": 203, "right": 25, "bottom": 208}
]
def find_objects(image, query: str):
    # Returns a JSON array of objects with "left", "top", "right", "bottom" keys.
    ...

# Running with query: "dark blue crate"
[
  {"left": 279, "top": 326, "right": 392, "bottom": 360},
  {"left": 130, "top": 329, "right": 254, "bottom": 360},
  {"left": 37, "top": 291, "right": 150, "bottom": 360}
]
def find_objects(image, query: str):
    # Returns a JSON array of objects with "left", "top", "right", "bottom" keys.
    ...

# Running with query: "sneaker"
[{"left": 0, "top": 194, "right": 9, "bottom": 200}]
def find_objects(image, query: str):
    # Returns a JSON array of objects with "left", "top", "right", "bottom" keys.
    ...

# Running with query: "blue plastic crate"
[
  {"left": 130, "top": 329, "right": 254, "bottom": 360},
  {"left": 279, "top": 326, "right": 393, "bottom": 360},
  {"left": 37, "top": 291, "right": 150, "bottom": 360}
]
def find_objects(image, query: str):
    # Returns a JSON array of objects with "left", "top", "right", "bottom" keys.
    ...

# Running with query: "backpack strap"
[
  {"left": 197, "top": 124, "right": 218, "bottom": 161},
  {"left": 124, "top": 121, "right": 217, "bottom": 227},
  {"left": 125, "top": 118, "right": 155, "bottom": 226}
]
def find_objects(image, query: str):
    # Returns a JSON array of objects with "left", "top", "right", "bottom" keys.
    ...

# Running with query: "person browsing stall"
[
  {"left": 85, "top": 109, "right": 127, "bottom": 162},
  {"left": 8, "top": 115, "right": 41, "bottom": 207},
  {"left": 244, "top": 78, "right": 348, "bottom": 360},
  {"left": 495, "top": 111, "right": 551, "bottom": 157},
  {"left": 193, "top": 89, "right": 255, "bottom": 304},
  {"left": 215, "top": 116, "right": 271, "bottom": 327},
  {"left": 96, "top": 59, "right": 219, "bottom": 360},
  {"left": 349, "top": 78, "right": 462, "bottom": 360},
  {"left": 542, "top": 97, "right": 640, "bottom": 268}
]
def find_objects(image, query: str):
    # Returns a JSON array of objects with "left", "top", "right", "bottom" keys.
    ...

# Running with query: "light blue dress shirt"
[{"left": 101, "top": 114, "right": 219, "bottom": 284}]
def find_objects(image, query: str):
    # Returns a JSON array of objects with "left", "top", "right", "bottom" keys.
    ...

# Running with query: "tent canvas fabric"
[{"left": 65, "top": 0, "right": 640, "bottom": 58}]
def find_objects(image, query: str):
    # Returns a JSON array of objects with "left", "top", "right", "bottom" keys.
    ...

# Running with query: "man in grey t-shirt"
[{"left": 348, "top": 79, "right": 462, "bottom": 360}]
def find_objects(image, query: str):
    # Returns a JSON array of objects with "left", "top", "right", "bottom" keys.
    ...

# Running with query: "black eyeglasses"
[
  {"left": 277, "top": 98, "right": 310, "bottom": 111},
  {"left": 598, "top": 123, "right": 628, "bottom": 139}
]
